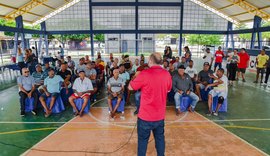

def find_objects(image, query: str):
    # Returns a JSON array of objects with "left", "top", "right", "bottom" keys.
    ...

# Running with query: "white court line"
[
  {"left": 88, "top": 111, "right": 189, "bottom": 128},
  {"left": 1, "top": 118, "right": 270, "bottom": 124},
  {"left": 21, "top": 117, "right": 77, "bottom": 156},
  {"left": 195, "top": 112, "right": 269, "bottom": 156}
]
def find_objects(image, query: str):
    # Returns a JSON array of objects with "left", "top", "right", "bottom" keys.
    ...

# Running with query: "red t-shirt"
[
  {"left": 130, "top": 66, "right": 172, "bottom": 121},
  {"left": 238, "top": 52, "right": 250, "bottom": 68},
  {"left": 215, "top": 50, "right": 224, "bottom": 63}
]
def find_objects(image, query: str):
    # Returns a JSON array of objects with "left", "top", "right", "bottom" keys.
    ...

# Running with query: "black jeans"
[
  {"left": 19, "top": 90, "right": 38, "bottom": 112},
  {"left": 265, "top": 67, "right": 270, "bottom": 83},
  {"left": 18, "top": 62, "right": 25, "bottom": 75},
  {"left": 137, "top": 118, "right": 165, "bottom": 156},
  {"left": 228, "top": 63, "right": 238, "bottom": 81}
]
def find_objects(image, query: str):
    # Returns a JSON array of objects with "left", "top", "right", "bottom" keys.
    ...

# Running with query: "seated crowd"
[{"left": 20, "top": 45, "right": 260, "bottom": 118}]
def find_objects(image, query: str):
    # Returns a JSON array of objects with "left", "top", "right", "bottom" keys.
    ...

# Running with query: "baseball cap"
[
  {"left": 178, "top": 65, "right": 186, "bottom": 69},
  {"left": 204, "top": 62, "right": 210, "bottom": 66}
]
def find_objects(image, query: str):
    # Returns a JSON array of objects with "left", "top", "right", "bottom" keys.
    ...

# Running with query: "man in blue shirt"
[
  {"left": 17, "top": 68, "right": 39, "bottom": 116},
  {"left": 39, "top": 68, "right": 64, "bottom": 117}
]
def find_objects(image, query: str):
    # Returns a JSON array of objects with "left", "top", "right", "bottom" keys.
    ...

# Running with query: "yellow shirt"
[{"left": 257, "top": 54, "right": 269, "bottom": 68}]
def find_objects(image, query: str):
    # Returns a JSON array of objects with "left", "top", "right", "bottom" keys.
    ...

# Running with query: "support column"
[
  {"left": 40, "top": 22, "right": 48, "bottom": 56},
  {"left": 226, "top": 21, "right": 234, "bottom": 49},
  {"left": 250, "top": 16, "right": 262, "bottom": 49},
  {"left": 14, "top": 15, "right": 25, "bottom": 55},
  {"left": 89, "top": 0, "right": 94, "bottom": 57},
  {"left": 135, "top": 0, "right": 139, "bottom": 56},
  {"left": 179, "top": 0, "right": 184, "bottom": 56}
]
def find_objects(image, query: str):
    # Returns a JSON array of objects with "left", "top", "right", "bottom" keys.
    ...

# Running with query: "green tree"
[
  {"left": 186, "top": 34, "right": 222, "bottom": 45},
  {"left": 235, "top": 24, "right": 252, "bottom": 40},
  {"left": 262, "top": 21, "right": 270, "bottom": 39},
  {"left": 94, "top": 34, "right": 104, "bottom": 42}
]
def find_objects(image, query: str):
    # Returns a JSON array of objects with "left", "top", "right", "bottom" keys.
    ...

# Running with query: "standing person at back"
[
  {"left": 254, "top": 49, "right": 269, "bottom": 83},
  {"left": 214, "top": 46, "right": 225, "bottom": 72},
  {"left": 203, "top": 48, "right": 214, "bottom": 68},
  {"left": 237, "top": 48, "right": 250, "bottom": 82},
  {"left": 128, "top": 52, "right": 172, "bottom": 156}
]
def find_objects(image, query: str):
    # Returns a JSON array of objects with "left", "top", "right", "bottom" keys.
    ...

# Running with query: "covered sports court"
[{"left": 0, "top": 0, "right": 270, "bottom": 155}]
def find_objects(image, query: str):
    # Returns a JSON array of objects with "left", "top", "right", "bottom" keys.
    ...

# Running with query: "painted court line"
[
  {"left": 1, "top": 118, "right": 270, "bottom": 124},
  {"left": 21, "top": 117, "right": 77, "bottom": 156},
  {"left": 195, "top": 112, "right": 269, "bottom": 156}
]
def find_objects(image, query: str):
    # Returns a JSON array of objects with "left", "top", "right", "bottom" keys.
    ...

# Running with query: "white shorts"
[
  {"left": 209, "top": 90, "right": 227, "bottom": 99},
  {"left": 198, "top": 83, "right": 206, "bottom": 89}
]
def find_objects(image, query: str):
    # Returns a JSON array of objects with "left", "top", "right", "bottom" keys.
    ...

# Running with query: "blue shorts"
[
  {"left": 41, "top": 92, "right": 60, "bottom": 100},
  {"left": 214, "top": 62, "right": 222, "bottom": 69}
]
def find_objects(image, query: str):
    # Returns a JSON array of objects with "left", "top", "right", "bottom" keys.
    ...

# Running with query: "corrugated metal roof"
[{"left": 0, "top": 0, "right": 269, "bottom": 25}]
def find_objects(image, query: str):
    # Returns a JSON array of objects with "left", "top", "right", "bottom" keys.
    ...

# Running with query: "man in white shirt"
[
  {"left": 185, "top": 60, "right": 197, "bottom": 83},
  {"left": 205, "top": 68, "right": 228, "bottom": 116},
  {"left": 69, "top": 70, "right": 93, "bottom": 117},
  {"left": 203, "top": 48, "right": 214, "bottom": 67}
]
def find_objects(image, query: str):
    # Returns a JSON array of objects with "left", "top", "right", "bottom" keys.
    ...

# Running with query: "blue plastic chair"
[
  {"left": 73, "top": 98, "right": 91, "bottom": 113},
  {"left": 179, "top": 96, "right": 192, "bottom": 112},
  {"left": 44, "top": 96, "right": 65, "bottom": 113},
  {"left": 25, "top": 97, "right": 34, "bottom": 112},
  {"left": 111, "top": 98, "right": 125, "bottom": 113},
  {"left": 212, "top": 96, "right": 228, "bottom": 112}
]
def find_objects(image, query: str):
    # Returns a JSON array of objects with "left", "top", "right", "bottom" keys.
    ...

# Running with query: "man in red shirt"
[
  {"left": 128, "top": 52, "right": 172, "bottom": 156},
  {"left": 237, "top": 48, "right": 250, "bottom": 82},
  {"left": 214, "top": 46, "right": 225, "bottom": 72}
]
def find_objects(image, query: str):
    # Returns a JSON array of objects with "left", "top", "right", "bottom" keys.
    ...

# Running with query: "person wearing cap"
[
  {"left": 123, "top": 55, "right": 133, "bottom": 74},
  {"left": 39, "top": 68, "right": 64, "bottom": 117},
  {"left": 107, "top": 68, "right": 125, "bottom": 119},
  {"left": 214, "top": 46, "right": 225, "bottom": 72},
  {"left": 195, "top": 62, "right": 214, "bottom": 101},
  {"left": 57, "top": 62, "right": 72, "bottom": 94},
  {"left": 69, "top": 70, "right": 93, "bottom": 117},
  {"left": 173, "top": 65, "right": 199, "bottom": 115},
  {"left": 32, "top": 64, "right": 44, "bottom": 86},
  {"left": 18, "top": 68, "right": 39, "bottom": 116}
]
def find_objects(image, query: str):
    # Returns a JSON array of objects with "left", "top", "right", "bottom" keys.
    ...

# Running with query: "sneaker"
[
  {"left": 206, "top": 112, "right": 212, "bottom": 116},
  {"left": 242, "top": 79, "right": 246, "bottom": 82},
  {"left": 260, "top": 81, "right": 263, "bottom": 84},
  {"left": 253, "top": 81, "right": 258, "bottom": 83},
  {"left": 213, "top": 112, "right": 218, "bottom": 116},
  {"left": 31, "top": 110, "right": 37, "bottom": 116},
  {"left": 20, "top": 111, "right": 25, "bottom": 117}
]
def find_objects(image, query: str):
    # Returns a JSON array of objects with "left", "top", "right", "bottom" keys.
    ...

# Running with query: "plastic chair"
[
  {"left": 24, "top": 97, "right": 34, "bottom": 112},
  {"left": 44, "top": 96, "right": 65, "bottom": 113},
  {"left": 179, "top": 96, "right": 191, "bottom": 112},
  {"left": 110, "top": 98, "right": 125, "bottom": 113},
  {"left": 73, "top": 98, "right": 91, "bottom": 113},
  {"left": 212, "top": 96, "right": 228, "bottom": 112}
]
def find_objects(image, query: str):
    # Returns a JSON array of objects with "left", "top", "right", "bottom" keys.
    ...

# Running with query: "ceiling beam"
[
  {"left": 227, "top": 0, "right": 270, "bottom": 21},
  {"left": 41, "top": 4, "right": 55, "bottom": 10},
  {"left": 0, "top": 3, "right": 43, "bottom": 17},
  {"left": 240, "top": 19, "right": 253, "bottom": 23},
  {"left": 204, "top": 0, "right": 213, "bottom": 4},
  {"left": 229, "top": 11, "right": 249, "bottom": 17},
  {"left": 218, "top": 4, "right": 234, "bottom": 10},
  {"left": 5, "top": 0, "right": 49, "bottom": 20}
]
